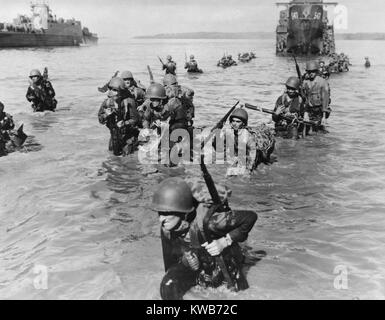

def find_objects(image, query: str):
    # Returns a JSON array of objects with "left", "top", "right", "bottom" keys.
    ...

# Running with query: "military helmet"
[
  {"left": 108, "top": 77, "right": 125, "bottom": 91},
  {"left": 120, "top": 70, "right": 133, "bottom": 80},
  {"left": 167, "top": 55, "right": 172, "bottom": 61},
  {"left": 163, "top": 74, "right": 178, "bottom": 87},
  {"left": 0, "top": 101, "right": 4, "bottom": 112},
  {"left": 146, "top": 83, "right": 167, "bottom": 99},
  {"left": 285, "top": 76, "right": 300, "bottom": 90},
  {"left": 29, "top": 69, "right": 41, "bottom": 77},
  {"left": 152, "top": 177, "right": 195, "bottom": 213},
  {"left": 229, "top": 108, "right": 248, "bottom": 126},
  {"left": 190, "top": 54, "right": 194, "bottom": 59},
  {"left": 306, "top": 61, "right": 319, "bottom": 71}
]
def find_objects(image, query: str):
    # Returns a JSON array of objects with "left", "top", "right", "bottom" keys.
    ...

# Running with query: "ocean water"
[{"left": 0, "top": 38, "right": 384, "bottom": 300}]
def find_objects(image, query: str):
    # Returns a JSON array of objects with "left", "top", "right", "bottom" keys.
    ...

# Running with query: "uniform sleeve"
[
  {"left": 272, "top": 96, "right": 282, "bottom": 122},
  {"left": 227, "top": 210, "right": 258, "bottom": 243},
  {"left": 98, "top": 100, "right": 108, "bottom": 125},
  {"left": 26, "top": 86, "right": 36, "bottom": 102},
  {"left": 321, "top": 80, "right": 330, "bottom": 113},
  {"left": 125, "top": 98, "right": 139, "bottom": 126},
  {"left": 46, "top": 81, "right": 56, "bottom": 97}
]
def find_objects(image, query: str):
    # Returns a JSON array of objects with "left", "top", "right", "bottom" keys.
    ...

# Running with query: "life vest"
[{"left": 303, "top": 76, "right": 328, "bottom": 107}]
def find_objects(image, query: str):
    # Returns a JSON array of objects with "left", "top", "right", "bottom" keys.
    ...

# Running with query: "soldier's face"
[
  {"left": 30, "top": 75, "right": 39, "bottom": 84},
  {"left": 231, "top": 118, "right": 244, "bottom": 130},
  {"left": 307, "top": 71, "right": 317, "bottom": 80},
  {"left": 123, "top": 78, "right": 133, "bottom": 87},
  {"left": 286, "top": 86, "right": 297, "bottom": 98},
  {"left": 159, "top": 213, "right": 182, "bottom": 231},
  {"left": 150, "top": 98, "right": 162, "bottom": 109}
]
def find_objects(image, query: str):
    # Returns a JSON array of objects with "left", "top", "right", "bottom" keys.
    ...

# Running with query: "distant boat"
[
  {"left": 275, "top": 0, "right": 337, "bottom": 56},
  {"left": 0, "top": 2, "right": 98, "bottom": 48}
]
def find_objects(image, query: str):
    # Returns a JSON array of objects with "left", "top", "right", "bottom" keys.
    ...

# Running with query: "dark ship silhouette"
[
  {"left": 276, "top": 0, "right": 337, "bottom": 56},
  {"left": 0, "top": 2, "right": 98, "bottom": 48}
]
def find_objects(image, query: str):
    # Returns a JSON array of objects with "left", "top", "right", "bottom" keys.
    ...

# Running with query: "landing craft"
[
  {"left": 0, "top": 2, "right": 98, "bottom": 48},
  {"left": 276, "top": 0, "right": 338, "bottom": 56}
]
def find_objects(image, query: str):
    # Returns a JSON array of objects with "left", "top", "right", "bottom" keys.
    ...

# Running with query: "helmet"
[
  {"left": 108, "top": 77, "right": 125, "bottom": 91},
  {"left": 152, "top": 177, "right": 195, "bottom": 213},
  {"left": 306, "top": 61, "right": 319, "bottom": 71},
  {"left": 229, "top": 108, "right": 248, "bottom": 126},
  {"left": 190, "top": 55, "right": 194, "bottom": 59},
  {"left": 29, "top": 69, "right": 41, "bottom": 77},
  {"left": 285, "top": 76, "right": 300, "bottom": 90},
  {"left": 163, "top": 74, "right": 178, "bottom": 86},
  {"left": 0, "top": 101, "right": 4, "bottom": 112},
  {"left": 167, "top": 55, "right": 172, "bottom": 61},
  {"left": 120, "top": 70, "right": 133, "bottom": 80},
  {"left": 146, "top": 83, "right": 167, "bottom": 99}
]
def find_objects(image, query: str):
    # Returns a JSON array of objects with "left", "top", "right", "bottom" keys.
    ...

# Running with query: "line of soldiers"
[
  {"left": 272, "top": 60, "right": 331, "bottom": 139},
  {"left": 237, "top": 52, "right": 256, "bottom": 63},
  {"left": 217, "top": 54, "right": 237, "bottom": 68}
]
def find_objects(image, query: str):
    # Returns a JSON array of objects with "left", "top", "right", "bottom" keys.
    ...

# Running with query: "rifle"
[
  {"left": 10, "top": 124, "right": 28, "bottom": 147},
  {"left": 202, "top": 101, "right": 239, "bottom": 146},
  {"left": 200, "top": 154, "right": 236, "bottom": 290},
  {"left": 158, "top": 56, "right": 166, "bottom": 68},
  {"left": 98, "top": 70, "right": 119, "bottom": 93},
  {"left": 244, "top": 103, "right": 318, "bottom": 126},
  {"left": 147, "top": 65, "right": 154, "bottom": 84},
  {"left": 43, "top": 67, "right": 48, "bottom": 81},
  {"left": 292, "top": 54, "right": 302, "bottom": 87}
]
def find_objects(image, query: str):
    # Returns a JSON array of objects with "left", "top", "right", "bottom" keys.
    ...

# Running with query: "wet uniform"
[
  {"left": 303, "top": 75, "right": 331, "bottom": 128},
  {"left": 272, "top": 93, "right": 305, "bottom": 138},
  {"left": 26, "top": 79, "right": 57, "bottom": 112},
  {"left": 98, "top": 96, "right": 140, "bottom": 155},
  {"left": 160, "top": 178, "right": 258, "bottom": 300},
  {"left": 163, "top": 61, "right": 177, "bottom": 75}
]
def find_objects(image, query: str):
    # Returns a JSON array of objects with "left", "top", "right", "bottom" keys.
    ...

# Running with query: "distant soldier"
[
  {"left": 184, "top": 55, "right": 202, "bottom": 73},
  {"left": 162, "top": 55, "right": 177, "bottom": 75},
  {"left": 318, "top": 60, "right": 330, "bottom": 79},
  {"left": 98, "top": 77, "right": 140, "bottom": 156},
  {"left": 302, "top": 61, "right": 331, "bottom": 132},
  {"left": 365, "top": 57, "right": 371, "bottom": 68},
  {"left": 121, "top": 70, "right": 146, "bottom": 106},
  {"left": 26, "top": 69, "right": 57, "bottom": 112},
  {"left": 272, "top": 77, "right": 305, "bottom": 139}
]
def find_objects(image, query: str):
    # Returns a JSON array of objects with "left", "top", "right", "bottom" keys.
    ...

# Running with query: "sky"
[{"left": 0, "top": 0, "right": 384, "bottom": 38}]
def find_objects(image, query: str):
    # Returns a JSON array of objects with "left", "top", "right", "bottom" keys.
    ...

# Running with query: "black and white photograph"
[{"left": 0, "top": 0, "right": 384, "bottom": 304}]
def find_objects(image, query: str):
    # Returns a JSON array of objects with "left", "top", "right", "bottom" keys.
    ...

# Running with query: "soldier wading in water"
[
  {"left": 152, "top": 176, "right": 257, "bottom": 300},
  {"left": 26, "top": 68, "right": 57, "bottom": 112}
]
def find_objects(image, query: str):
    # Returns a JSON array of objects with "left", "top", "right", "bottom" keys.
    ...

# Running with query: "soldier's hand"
[
  {"left": 321, "top": 118, "right": 328, "bottom": 126},
  {"left": 202, "top": 237, "right": 228, "bottom": 256},
  {"left": 116, "top": 120, "right": 124, "bottom": 128},
  {"left": 154, "top": 120, "right": 162, "bottom": 128},
  {"left": 303, "top": 112, "right": 310, "bottom": 122},
  {"left": 182, "top": 251, "right": 200, "bottom": 271},
  {"left": 275, "top": 105, "right": 285, "bottom": 115}
]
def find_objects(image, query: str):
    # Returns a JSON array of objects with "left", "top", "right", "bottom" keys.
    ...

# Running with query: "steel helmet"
[
  {"left": 108, "top": 77, "right": 125, "bottom": 91},
  {"left": 146, "top": 83, "right": 167, "bottom": 99},
  {"left": 152, "top": 177, "right": 195, "bottom": 213},
  {"left": 163, "top": 74, "right": 178, "bottom": 87},
  {"left": 285, "top": 76, "right": 300, "bottom": 90},
  {"left": 120, "top": 70, "right": 133, "bottom": 80},
  {"left": 190, "top": 55, "right": 194, "bottom": 59},
  {"left": 29, "top": 69, "right": 41, "bottom": 77},
  {"left": 306, "top": 61, "right": 319, "bottom": 71},
  {"left": 229, "top": 108, "right": 248, "bottom": 126},
  {"left": 167, "top": 55, "right": 172, "bottom": 61}
]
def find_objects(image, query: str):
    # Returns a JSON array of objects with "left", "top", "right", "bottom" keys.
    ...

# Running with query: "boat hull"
[{"left": 0, "top": 32, "right": 82, "bottom": 48}]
